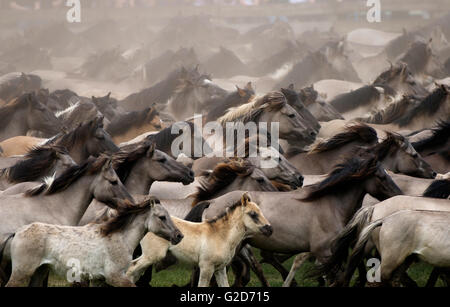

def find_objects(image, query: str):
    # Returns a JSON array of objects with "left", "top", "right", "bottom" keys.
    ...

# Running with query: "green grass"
[{"left": 49, "top": 249, "right": 446, "bottom": 287}]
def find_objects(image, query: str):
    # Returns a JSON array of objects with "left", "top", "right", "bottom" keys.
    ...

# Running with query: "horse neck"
[
  {"left": 210, "top": 208, "right": 246, "bottom": 252},
  {"left": 124, "top": 159, "right": 152, "bottom": 194},
  {"left": 44, "top": 174, "right": 96, "bottom": 225},
  {"left": 113, "top": 211, "right": 149, "bottom": 254},
  {"left": 325, "top": 183, "right": 368, "bottom": 225}
]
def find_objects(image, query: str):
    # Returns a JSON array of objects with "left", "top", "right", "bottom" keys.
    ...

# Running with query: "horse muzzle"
[
  {"left": 171, "top": 231, "right": 184, "bottom": 245},
  {"left": 259, "top": 224, "right": 273, "bottom": 237}
]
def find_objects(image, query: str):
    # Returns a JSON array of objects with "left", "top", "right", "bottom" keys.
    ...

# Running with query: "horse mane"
[
  {"left": 0, "top": 145, "right": 68, "bottom": 183},
  {"left": 192, "top": 158, "right": 255, "bottom": 207},
  {"left": 112, "top": 140, "right": 154, "bottom": 182},
  {"left": 330, "top": 86, "right": 381, "bottom": 113},
  {"left": 373, "top": 63, "right": 408, "bottom": 85},
  {"left": 100, "top": 197, "right": 158, "bottom": 236},
  {"left": 0, "top": 93, "right": 32, "bottom": 130},
  {"left": 364, "top": 132, "right": 406, "bottom": 161},
  {"left": 25, "top": 154, "right": 111, "bottom": 197},
  {"left": 412, "top": 121, "right": 450, "bottom": 152},
  {"left": 357, "top": 95, "right": 414, "bottom": 124},
  {"left": 394, "top": 85, "right": 449, "bottom": 127},
  {"left": 52, "top": 117, "right": 103, "bottom": 150},
  {"left": 301, "top": 155, "right": 378, "bottom": 201},
  {"left": 218, "top": 91, "right": 286, "bottom": 124},
  {"left": 206, "top": 199, "right": 243, "bottom": 224},
  {"left": 423, "top": 179, "right": 450, "bottom": 199},
  {"left": 106, "top": 107, "right": 159, "bottom": 136},
  {"left": 206, "top": 88, "right": 254, "bottom": 122},
  {"left": 309, "top": 124, "right": 377, "bottom": 154}
]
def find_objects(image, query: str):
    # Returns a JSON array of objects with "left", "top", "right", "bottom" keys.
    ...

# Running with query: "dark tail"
[
  {"left": 184, "top": 201, "right": 210, "bottom": 222},
  {"left": 343, "top": 219, "right": 383, "bottom": 286},
  {"left": 423, "top": 179, "right": 450, "bottom": 199},
  {"left": 0, "top": 233, "right": 15, "bottom": 282},
  {"left": 308, "top": 206, "right": 374, "bottom": 280}
]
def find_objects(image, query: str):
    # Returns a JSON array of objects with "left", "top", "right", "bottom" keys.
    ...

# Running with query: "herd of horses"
[{"left": 0, "top": 12, "right": 449, "bottom": 287}]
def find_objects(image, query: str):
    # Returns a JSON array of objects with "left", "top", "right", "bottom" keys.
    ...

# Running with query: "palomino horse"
[
  {"left": 0, "top": 117, "right": 119, "bottom": 163},
  {"left": 216, "top": 91, "right": 316, "bottom": 151},
  {"left": 106, "top": 107, "right": 162, "bottom": 144},
  {"left": 127, "top": 192, "right": 272, "bottom": 287},
  {"left": 0, "top": 93, "right": 62, "bottom": 142},
  {"left": 343, "top": 209, "right": 450, "bottom": 286},
  {"left": 197, "top": 155, "right": 402, "bottom": 283},
  {"left": 0, "top": 155, "right": 134, "bottom": 286},
  {"left": 316, "top": 195, "right": 450, "bottom": 287},
  {"left": 5, "top": 197, "right": 183, "bottom": 287},
  {"left": 0, "top": 145, "right": 76, "bottom": 190}
]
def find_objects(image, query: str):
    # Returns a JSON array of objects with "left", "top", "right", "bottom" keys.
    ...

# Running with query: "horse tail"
[
  {"left": 343, "top": 219, "right": 383, "bottom": 286},
  {"left": 0, "top": 233, "right": 14, "bottom": 284},
  {"left": 309, "top": 206, "right": 374, "bottom": 280},
  {"left": 183, "top": 201, "right": 210, "bottom": 222},
  {"left": 0, "top": 233, "right": 15, "bottom": 266}
]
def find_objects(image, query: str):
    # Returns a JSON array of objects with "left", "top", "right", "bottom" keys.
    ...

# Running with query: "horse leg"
[
  {"left": 29, "top": 265, "right": 50, "bottom": 287},
  {"left": 260, "top": 250, "right": 291, "bottom": 282},
  {"left": 231, "top": 255, "right": 247, "bottom": 287},
  {"left": 6, "top": 263, "right": 38, "bottom": 287},
  {"left": 127, "top": 256, "right": 153, "bottom": 285},
  {"left": 214, "top": 268, "right": 229, "bottom": 287},
  {"left": 198, "top": 264, "right": 214, "bottom": 287},
  {"left": 283, "top": 253, "right": 311, "bottom": 287},
  {"left": 241, "top": 247, "right": 270, "bottom": 287},
  {"left": 426, "top": 268, "right": 441, "bottom": 287},
  {"left": 396, "top": 256, "right": 417, "bottom": 287}
]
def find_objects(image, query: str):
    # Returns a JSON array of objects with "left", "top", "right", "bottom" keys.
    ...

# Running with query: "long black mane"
[{"left": 412, "top": 121, "right": 450, "bottom": 152}]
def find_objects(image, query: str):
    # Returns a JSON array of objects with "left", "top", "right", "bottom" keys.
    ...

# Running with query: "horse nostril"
[
  {"left": 189, "top": 170, "right": 194, "bottom": 178},
  {"left": 310, "top": 131, "right": 317, "bottom": 137},
  {"left": 432, "top": 172, "right": 437, "bottom": 178},
  {"left": 298, "top": 175, "right": 304, "bottom": 186}
]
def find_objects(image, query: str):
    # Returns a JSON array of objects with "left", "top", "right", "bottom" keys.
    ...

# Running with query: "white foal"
[
  {"left": 127, "top": 192, "right": 273, "bottom": 287},
  {"left": 5, "top": 198, "right": 183, "bottom": 287}
]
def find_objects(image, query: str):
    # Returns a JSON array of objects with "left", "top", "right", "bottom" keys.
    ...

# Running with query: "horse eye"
[
  {"left": 158, "top": 158, "right": 167, "bottom": 163},
  {"left": 159, "top": 216, "right": 166, "bottom": 221},
  {"left": 256, "top": 178, "right": 265, "bottom": 183},
  {"left": 110, "top": 180, "right": 118, "bottom": 185},
  {"left": 412, "top": 153, "right": 418, "bottom": 158},
  {"left": 249, "top": 211, "right": 258, "bottom": 218},
  {"left": 288, "top": 114, "right": 295, "bottom": 118}
]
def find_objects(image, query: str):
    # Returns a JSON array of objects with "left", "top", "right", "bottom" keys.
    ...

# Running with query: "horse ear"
[
  {"left": 146, "top": 142, "right": 156, "bottom": 157},
  {"left": 245, "top": 82, "right": 253, "bottom": 91},
  {"left": 241, "top": 192, "right": 251, "bottom": 206},
  {"left": 236, "top": 85, "right": 246, "bottom": 97},
  {"left": 106, "top": 92, "right": 111, "bottom": 99},
  {"left": 288, "top": 83, "right": 294, "bottom": 90},
  {"left": 91, "top": 96, "right": 97, "bottom": 102}
]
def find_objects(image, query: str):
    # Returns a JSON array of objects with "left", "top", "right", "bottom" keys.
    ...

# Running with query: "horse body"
[
  {"left": 6, "top": 198, "right": 183, "bottom": 287},
  {"left": 127, "top": 193, "right": 272, "bottom": 287}
]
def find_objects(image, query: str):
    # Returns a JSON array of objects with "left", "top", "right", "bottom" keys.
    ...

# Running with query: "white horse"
[
  {"left": 126, "top": 192, "right": 273, "bottom": 287},
  {"left": 5, "top": 198, "right": 183, "bottom": 287}
]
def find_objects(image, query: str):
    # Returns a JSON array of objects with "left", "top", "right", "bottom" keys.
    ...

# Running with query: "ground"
[{"left": 48, "top": 249, "right": 446, "bottom": 287}]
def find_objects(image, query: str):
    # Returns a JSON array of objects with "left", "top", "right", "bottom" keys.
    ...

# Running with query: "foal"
[
  {"left": 5, "top": 197, "right": 183, "bottom": 287},
  {"left": 126, "top": 192, "right": 273, "bottom": 287}
]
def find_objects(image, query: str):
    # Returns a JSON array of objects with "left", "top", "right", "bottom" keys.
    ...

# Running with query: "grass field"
[{"left": 49, "top": 249, "right": 445, "bottom": 287}]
